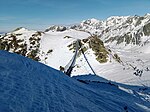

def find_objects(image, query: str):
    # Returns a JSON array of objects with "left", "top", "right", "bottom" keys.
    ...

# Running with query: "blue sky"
[{"left": 0, "top": 0, "right": 150, "bottom": 32}]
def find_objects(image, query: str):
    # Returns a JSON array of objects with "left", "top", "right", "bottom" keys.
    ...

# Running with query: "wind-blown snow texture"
[{"left": 0, "top": 50, "right": 150, "bottom": 112}]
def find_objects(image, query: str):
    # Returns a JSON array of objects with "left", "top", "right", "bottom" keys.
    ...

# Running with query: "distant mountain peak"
[
  {"left": 45, "top": 25, "right": 67, "bottom": 32},
  {"left": 13, "top": 27, "right": 27, "bottom": 31},
  {"left": 145, "top": 13, "right": 150, "bottom": 16},
  {"left": 81, "top": 18, "right": 101, "bottom": 25},
  {"left": 107, "top": 15, "right": 129, "bottom": 20},
  {"left": 89, "top": 18, "right": 101, "bottom": 23}
]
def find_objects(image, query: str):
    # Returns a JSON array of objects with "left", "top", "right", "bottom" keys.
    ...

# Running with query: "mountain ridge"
[{"left": 71, "top": 14, "right": 150, "bottom": 47}]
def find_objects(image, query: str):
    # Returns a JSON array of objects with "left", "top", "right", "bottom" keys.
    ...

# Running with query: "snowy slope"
[
  {"left": 39, "top": 29, "right": 150, "bottom": 87},
  {"left": 87, "top": 46, "right": 150, "bottom": 86},
  {"left": 39, "top": 29, "right": 90, "bottom": 68},
  {"left": 0, "top": 50, "right": 150, "bottom": 112}
]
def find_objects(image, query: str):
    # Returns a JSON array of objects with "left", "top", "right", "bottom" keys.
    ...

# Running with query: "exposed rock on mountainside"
[
  {"left": 67, "top": 35, "right": 110, "bottom": 63},
  {"left": 88, "top": 35, "right": 109, "bottom": 63},
  {"left": 0, "top": 28, "right": 44, "bottom": 61}
]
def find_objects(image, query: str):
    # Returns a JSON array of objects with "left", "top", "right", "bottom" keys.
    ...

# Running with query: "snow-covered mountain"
[
  {"left": 0, "top": 14, "right": 150, "bottom": 86},
  {"left": 0, "top": 50, "right": 149, "bottom": 112},
  {"left": 72, "top": 14, "right": 150, "bottom": 48}
]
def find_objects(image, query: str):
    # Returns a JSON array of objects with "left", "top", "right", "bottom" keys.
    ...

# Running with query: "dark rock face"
[{"left": 45, "top": 26, "right": 67, "bottom": 32}]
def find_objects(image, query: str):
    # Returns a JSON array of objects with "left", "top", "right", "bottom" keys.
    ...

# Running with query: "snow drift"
[{"left": 0, "top": 50, "right": 149, "bottom": 112}]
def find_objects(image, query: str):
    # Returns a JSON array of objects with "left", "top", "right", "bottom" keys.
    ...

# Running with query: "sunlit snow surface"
[
  {"left": 38, "top": 30, "right": 150, "bottom": 86},
  {"left": 0, "top": 50, "right": 149, "bottom": 112}
]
